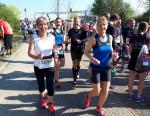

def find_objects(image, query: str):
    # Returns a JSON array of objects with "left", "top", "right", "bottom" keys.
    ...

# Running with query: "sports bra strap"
[{"left": 93, "top": 34, "right": 110, "bottom": 49}]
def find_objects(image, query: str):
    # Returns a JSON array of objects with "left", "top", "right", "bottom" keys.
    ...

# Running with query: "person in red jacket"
[{"left": 0, "top": 19, "right": 13, "bottom": 55}]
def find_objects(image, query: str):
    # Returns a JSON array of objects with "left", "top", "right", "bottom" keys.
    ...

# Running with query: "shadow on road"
[
  {"left": 0, "top": 71, "right": 37, "bottom": 91},
  {"left": 1, "top": 60, "right": 33, "bottom": 64}
]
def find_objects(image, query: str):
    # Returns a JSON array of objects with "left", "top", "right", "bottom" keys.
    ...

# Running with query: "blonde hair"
[
  {"left": 97, "top": 16, "right": 108, "bottom": 26},
  {"left": 73, "top": 16, "right": 81, "bottom": 21},
  {"left": 36, "top": 16, "right": 48, "bottom": 26}
]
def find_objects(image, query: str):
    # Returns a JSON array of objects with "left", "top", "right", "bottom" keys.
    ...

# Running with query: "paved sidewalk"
[{"left": 0, "top": 43, "right": 149, "bottom": 116}]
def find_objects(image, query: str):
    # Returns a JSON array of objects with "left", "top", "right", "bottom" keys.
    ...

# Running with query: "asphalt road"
[{"left": 0, "top": 43, "right": 149, "bottom": 116}]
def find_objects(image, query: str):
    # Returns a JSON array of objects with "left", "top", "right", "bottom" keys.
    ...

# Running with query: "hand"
[
  {"left": 76, "top": 39, "right": 82, "bottom": 44},
  {"left": 36, "top": 53, "right": 43, "bottom": 59},
  {"left": 55, "top": 63, "right": 59, "bottom": 69},
  {"left": 91, "top": 57, "right": 100, "bottom": 65},
  {"left": 63, "top": 41, "right": 67, "bottom": 44}
]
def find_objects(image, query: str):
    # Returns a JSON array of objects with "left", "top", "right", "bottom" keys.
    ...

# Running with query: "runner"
[
  {"left": 84, "top": 16, "right": 113, "bottom": 116},
  {"left": 28, "top": 16, "right": 57, "bottom": 113},
  {"left": 52, "top": 17, "right": 65, "bottom": 88},
  {"left": 67, "top": 16, "right": 87, "bottom": 85}
]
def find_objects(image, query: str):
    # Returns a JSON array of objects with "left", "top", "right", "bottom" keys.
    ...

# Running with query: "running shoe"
[
  {"left": 128, "top": 93, "right": 134, "bottom": 100},
  {"left": 135, "top": 96, "right": 144, "bottom": 103},
  {"left": 96, "top": 106, "right": 105, "bottom": 116},
  {"left": 55, "top": 80, "right": 61, "bottom": 88},
  {"left": 41, "top": 98, "right": 47, "bottom": 109},
  {"left": 73, "top": 80, "right": 77, "bottom": 85},
  {"left": 76, "top": 73, "right": 80, "bottom": 79},
  {"left": 83, "top": 94, "right": 91, "bottom": 108},
  {"left": 48, "top": 103, "right": 55, "bottom": 113},
  {"left": 111, "top": 68, "right": 117, "bottom": 77}
]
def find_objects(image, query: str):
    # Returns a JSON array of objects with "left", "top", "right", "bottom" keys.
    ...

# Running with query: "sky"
[{"left": 0, "top": 0, "right": 146, "bottom": 20}]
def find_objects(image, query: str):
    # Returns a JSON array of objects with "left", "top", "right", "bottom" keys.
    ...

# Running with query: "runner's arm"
[
  {"left": 84, "top": 37, "right": 100, "bottom": 65},
  {"left": 28, "top": 36, "right": 42, "bottom": 59}
]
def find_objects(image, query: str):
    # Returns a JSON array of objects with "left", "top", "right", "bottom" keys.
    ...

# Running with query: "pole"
[
  {"left": 149, "top": 0, "right": 150, "bottom": 24},
  {"left": 57, "top": 0, "right": 60, "bottom": 17},
  {"left": 24, "top": 8, "right": 28, "bottom": 23}
]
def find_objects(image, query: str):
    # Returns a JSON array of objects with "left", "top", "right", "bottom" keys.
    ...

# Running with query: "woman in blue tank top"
[
  {"left": 83, "top": 16, "right": 113, "bottom": 116},
  {"left": 53, "top": 17, "right": 65, "bottom": 88}
]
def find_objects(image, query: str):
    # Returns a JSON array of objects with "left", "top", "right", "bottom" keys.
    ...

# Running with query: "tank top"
[
  {"left": 53, "top": 28, "right": 64, "bottom": 46},
  {"left": 32, "top": 33, "right": 55, "bottom": 69},
  {"left": 91, "top": 34, "right": 112, "bottom": 69}
]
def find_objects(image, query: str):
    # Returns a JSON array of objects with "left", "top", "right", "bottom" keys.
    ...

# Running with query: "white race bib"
[
  {"left": 126, "top": 37, "right": 130, "bottom": 44},
  {"left": 58, "top": 48, "right": 64, "bottom": 55},
  {"left": 38, "top": 59, "right": 53, "bottom": 69},
  {"left": 143, "top": 61, "right": 149, "bottom": 66}
]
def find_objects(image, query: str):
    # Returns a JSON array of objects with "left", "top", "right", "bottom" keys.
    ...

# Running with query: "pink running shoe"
[
  {"left": 41, "top": 98, "right": 47, "bottom": 109},
  {"left": 83, "top": 94, "right": 91, "bottom": 108},
  {"left": 48, "top": 103, "right": 55, "bottom": 113},
  {"left": 96, "top": 106, "right": 105, "bottom": 116}
]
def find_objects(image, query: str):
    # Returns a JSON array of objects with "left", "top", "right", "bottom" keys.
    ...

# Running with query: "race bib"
[
  {"left": 58, "top": 48, "right": 64, "bottom": 55},
  {"left": 38, "top": 59, "right": 52, "bottom": 69},
  {"left": 126, "top": 37, "right": 130, "bottom": 44},
  {"left": 143, "top": 61, "right": 149, "bottom": 66}
]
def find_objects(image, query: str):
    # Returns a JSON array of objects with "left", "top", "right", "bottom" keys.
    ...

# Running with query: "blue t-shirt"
[{"left": 91, "top": 34, "right": 112, "bottom": 69}]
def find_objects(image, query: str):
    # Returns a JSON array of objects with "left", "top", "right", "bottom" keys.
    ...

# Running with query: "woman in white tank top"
[{"left": 28, "top": 16, "right": 57, "bottom": 113}]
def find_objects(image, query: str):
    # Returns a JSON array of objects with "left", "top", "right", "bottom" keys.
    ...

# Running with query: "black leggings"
[{"left": 34, "top": 66, "right": 54, "bottom": 96}]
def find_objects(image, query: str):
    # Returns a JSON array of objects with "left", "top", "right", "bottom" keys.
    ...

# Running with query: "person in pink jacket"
[{"left": 0, "top": 19, "right": 13, "bottom": 55}]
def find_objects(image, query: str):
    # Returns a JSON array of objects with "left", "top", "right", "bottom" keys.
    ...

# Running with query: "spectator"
[
  {"left": 27, "top": 21, "right": 35, "bottom": 35},
  {"left": 106, "top": 14, "right": 120, "bottom": 49},
  {"left": 20, "top": 20, "right": 27, "bottom": 41},
  {"left": 114, "top": 19, "right": 124, "bottom": 72},
  {"left": 121, "top": 19, "right": 136, "bottom": 70},
  {"left": 0, "top": 19, "right": 13, "bottom": 55},
  {"left": 128, "top": 21, "right": 149, "bottom": 102},
  {"left": 0, "top": 24, "right": 4, "bottom": 52},
  {"left": 106, "top": 14, "right": 120, "bottom": 84}
]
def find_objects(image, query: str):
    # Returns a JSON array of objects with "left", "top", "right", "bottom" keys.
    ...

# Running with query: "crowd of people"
[{"left": 1, "top": 13, "right": 150, "bottom": 115}]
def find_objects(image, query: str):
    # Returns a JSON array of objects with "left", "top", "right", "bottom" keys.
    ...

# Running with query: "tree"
[
  {"left": 91, "top": 0, "right": 106, "bottom": 16},
  {"left": 137, "top": 0, "right": 150, "bottom": 23},
  {"left": 0, "top": 2, "right": 21, "bottom": 33},
  {"left": 91, "top": 0, "right": 134, "bottom": 21},
  {"left": 138, "top": 0, "right": 150, "bottom": 10},
  {"left": 67, "top": 13, "right": 79, "bottom": 21},
  {"left": 119, "top": 3, "right": 134, "bottom": 21}
]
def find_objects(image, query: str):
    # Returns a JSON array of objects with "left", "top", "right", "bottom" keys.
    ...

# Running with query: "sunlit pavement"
[{"left": 0, "top": 43, "right": 149, "bottom": 116}]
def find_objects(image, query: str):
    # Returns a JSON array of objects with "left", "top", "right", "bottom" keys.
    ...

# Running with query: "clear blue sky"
[
  {"left": 1, "top": 0, "right": 146, "bottom": 20},
  {"left": 1, "top": 0, "right": 94, "bottom": 20}
]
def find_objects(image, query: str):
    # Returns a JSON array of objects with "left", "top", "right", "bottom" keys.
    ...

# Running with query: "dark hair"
[
  {"left": 138, "top": 21, "right": 148, "bottom": 34},
  {"left": 128, "top": 19, "right": 135, "bottom": 23},
  {"left": 55, "top": 17, "right": 62, "bottom": 22},
  {"left": 144, "top": 35, "right": 150, "bottom": 44},
  {"left": 109, "top": 14, "right": 120, "bottom": 21},
  {"left": 103, "top": 13, "right": 110, "bottom": 20}
]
